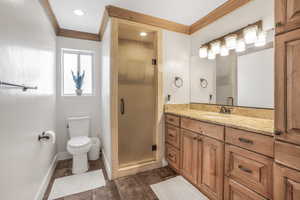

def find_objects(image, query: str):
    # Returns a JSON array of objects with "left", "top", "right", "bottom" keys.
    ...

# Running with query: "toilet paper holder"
[{"left": 38, "top": 132, "right": 50, "bottom": 141}]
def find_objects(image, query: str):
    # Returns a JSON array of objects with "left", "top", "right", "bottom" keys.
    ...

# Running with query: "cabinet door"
[
  {"left": 274, "top": 163, "right": 300, "bottom": 200},
  {"left": 275, "top": 28, "right": 300, "bottom": 145},
  {"left": 197, "top": 136, "right": 224, "bottom": 200},
  {"left": 276, "top": 0, "right": 300, "bottom": 34},
  {"left": 180, "top": 129, "right": 198, "bottom": 185},
  {"left": 224, "top": 177, "right": 267, "bottom": 200}
]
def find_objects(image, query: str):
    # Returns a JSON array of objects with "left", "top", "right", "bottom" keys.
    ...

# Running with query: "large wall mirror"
[{"left": 190, "top": 30, "right": 274, "bottom": 109}]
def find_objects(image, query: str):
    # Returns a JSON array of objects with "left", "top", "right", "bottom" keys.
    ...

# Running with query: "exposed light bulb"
[
  {"left": 236, "top": 39, "right": 246, "bottom": 52},
  {"left": 243, "top": 25, "right": 258, "bottom": 44},
  {"left": 199, "top": 46, "right": 208, "bottom": 58},
  {"left": 208, "top": 49, "right": 216, "bottom": 60},
  {"left": 225, "top": 34, "right": 237, "bottom": 50},
  {"left": 220, "top": 45, "right": 229, "bottom": 56},
  {"left": 255, "top": 31, "right": 267, "bottom": 47},
  {"left": 210, "top": 40, "right": 221, "bottom": 55}
]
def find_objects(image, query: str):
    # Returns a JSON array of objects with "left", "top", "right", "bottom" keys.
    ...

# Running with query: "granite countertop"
[{"left": 165, "top": 108, "right": 274, "bottom": 136}]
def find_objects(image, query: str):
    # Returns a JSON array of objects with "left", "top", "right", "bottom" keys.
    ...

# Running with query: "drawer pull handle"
[
  {"left": 168, "top": 134, "right": 175, "bottom": 138},
  {"left": 274, "top": 130, "right": 282, "bottom": 135},
  {"left": 193, "top": 137, "right": 197, "bottom": 140},
  {"left": 168, "top": 118, "right": 174, "bottom": 122},
  {"left": 238, "top": 165, "right": 252, "bottom": 173},
  {"left": 238, "top": 137, "right": 253, "bottom": 144}
]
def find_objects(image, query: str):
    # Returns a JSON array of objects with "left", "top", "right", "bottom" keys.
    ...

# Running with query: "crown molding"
[
  {"left": 58, "top": 29, "right": 100, "bottom": 41},
  {"left": 189, "top": 0, "right": 252, "bottom": 34},
  {"left": 98, "top": 9, "right": 110, "bottom": 41},
  {"left": 39, "top": 0, "right": 100, "bottom": 41},
  {"left": 105, "top": 5, "right": 190, "bottom": 34},
  {"left": 39, "top": 0, "right": 59, "bottom": 34},
  {"left": 40, "top": 0, "right": 252, "bottom": 41}
]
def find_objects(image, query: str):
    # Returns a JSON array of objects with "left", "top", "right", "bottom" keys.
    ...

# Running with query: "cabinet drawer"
[
  {"left": 225, "top": 145, "right": 273, "bottom": 199},
  {"left": 165, "top": 124, "right": 180, "bottom": 149},
  {"left": 275, "top": 141, "right": 300, "bottom": 171},
  {"left": 181, "top": 117, "right": 224, "bottom": 141},
  {"left": 165, "top": 114, "right": 180, "bottom": 126},
  {"left": 225, "top": 127, "right": 274, "bottom": 157},
  {"left": 224, "top": 177, "right": 268, "bottom": 200},
  {"left": 166, "top": 144, "right": 180, "bottom": 171}
]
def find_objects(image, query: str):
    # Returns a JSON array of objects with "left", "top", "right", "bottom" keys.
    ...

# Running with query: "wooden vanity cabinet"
[
  {"left": 274, "top": 163, "right": 300, "bottom": 200},
  {"left": 275, "top": 28, "right": 300, "bottom": 145},
  {"left": 165, "top": 114, "right": 272, "bottom": 200},
  {"left": 275, "top": 0, "right": 300, "bottom": 34},
  {"left": 197, "top": 136, "right": 224, "bottom": 200}
]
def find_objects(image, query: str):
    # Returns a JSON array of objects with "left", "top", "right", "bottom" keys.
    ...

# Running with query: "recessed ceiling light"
[
  {"left": 140, "top": 32, "right": 147, "bottom": 37},
  {"left": 73, "top": 9, "right": 85, "bottom": 16}
]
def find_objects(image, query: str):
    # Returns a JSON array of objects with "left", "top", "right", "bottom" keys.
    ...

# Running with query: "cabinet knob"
[{"left": 274, "top": 130, "right": 283, "bottom": 136}]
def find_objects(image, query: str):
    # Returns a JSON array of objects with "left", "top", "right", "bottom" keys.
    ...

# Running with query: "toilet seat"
[{"left": 68, "top": 136, "right": 91, "bottom": 148}]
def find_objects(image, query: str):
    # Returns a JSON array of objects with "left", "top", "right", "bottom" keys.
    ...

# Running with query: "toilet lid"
[{"left": 68, "top": 136, "right": 91, "bottom": 148}]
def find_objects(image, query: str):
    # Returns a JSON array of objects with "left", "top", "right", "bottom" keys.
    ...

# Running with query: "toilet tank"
[{"left": 68, "top": 116, "right": 90, "bottom": 138}]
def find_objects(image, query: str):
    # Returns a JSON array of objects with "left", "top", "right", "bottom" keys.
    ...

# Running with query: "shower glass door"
[{"left": 118, "top": 28, "right": 156, "bottom": 168}]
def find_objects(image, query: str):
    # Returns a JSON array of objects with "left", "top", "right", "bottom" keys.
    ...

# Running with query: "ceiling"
[{"left": 49, "top": 0, "right": 228, "bottom": 34}]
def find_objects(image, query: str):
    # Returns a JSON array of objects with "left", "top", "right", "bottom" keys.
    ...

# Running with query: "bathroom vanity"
[{"left": 164, "top": 105, "right": 274, "bottom": 200}]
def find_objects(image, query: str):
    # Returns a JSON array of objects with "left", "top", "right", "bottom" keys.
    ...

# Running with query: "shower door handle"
[{"left": 120, "top": 98, "right": 125, "bottom": 115}]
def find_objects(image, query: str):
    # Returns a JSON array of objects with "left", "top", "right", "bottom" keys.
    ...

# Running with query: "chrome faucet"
[{"left": 220, "top": 106, "right": 231, "bottom": 114}]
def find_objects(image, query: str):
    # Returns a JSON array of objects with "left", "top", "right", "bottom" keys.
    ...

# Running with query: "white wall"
[
  {"left": 237, "top": 48, "right": 274, "bottom": 108},
  {"left": 190, "top": 56, "right": 216, "bottom": 103},
  {"left": 99, "top": 20, "right": 113, "bottom": 178},
  {"left": 0, "top": 0, "right": 56, "bottom": 199},
  {"left": 163, "top": 30, "right": 191, "bottom": 104},
  {"left": 56, "top": 37, "right": 101, "bottom": 154}
]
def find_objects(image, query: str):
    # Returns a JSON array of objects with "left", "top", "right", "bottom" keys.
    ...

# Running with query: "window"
[{"left": 62, "top": 49, "right": 94, "bottom": 96}]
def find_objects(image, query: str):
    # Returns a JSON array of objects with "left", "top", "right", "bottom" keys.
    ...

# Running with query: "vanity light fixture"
[
  {"left": 225, "top": 34, "right": 237, "bottom": 50},
  {"left": 208, "top": 49, "right": 216, "bottom": 60},
  {"left": 199, "top": 46, "right": 208, "bottom": 58},
  {"left": 243, "top": 25, "right": 258, "bottom": 44},
  {"left": 236, "top": 39, "right": 246, "bottom": 52},
  {"left": 220, "top": 45, "right": 229, "bottom": 56},
  {"left": 210, "top": 40, "right": 221, "bottom": 54},
  {"left": 255, "top": 31, "right": 267, "bottom": 47},
  {"left": 73, "top": 9, "right": 85, "bottom": 16},
  {"left": 198, "top": 20, "right": 263, "bottom": 60},
  {"left": 140, "top": 32, "right": 147, "bottom": 37}
]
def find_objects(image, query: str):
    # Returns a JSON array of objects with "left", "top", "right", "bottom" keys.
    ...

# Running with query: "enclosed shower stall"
[
  {"left": 100, "top": 18, "right": 163, "bottom": 179},
  {"left": 118, "top": 24, "right": 157, "bottom": 168}
]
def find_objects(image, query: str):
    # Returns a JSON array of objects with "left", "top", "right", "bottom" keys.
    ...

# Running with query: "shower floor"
[{"left": 43, "top": 156, "right": 177, "bottom": 200}]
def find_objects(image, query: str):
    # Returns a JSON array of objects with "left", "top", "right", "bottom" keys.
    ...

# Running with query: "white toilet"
[{"left": 67, "top": 116, "right": 92, "bottom": 174}]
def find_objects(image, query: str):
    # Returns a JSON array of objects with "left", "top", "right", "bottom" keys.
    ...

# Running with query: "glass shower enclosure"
[{"left": 117, "top": 24, "right": 157, "bottom": 168}]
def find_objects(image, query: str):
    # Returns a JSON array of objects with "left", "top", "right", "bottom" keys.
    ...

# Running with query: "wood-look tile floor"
[{"left": 43, "top": 156, "right": 177, "bottom": 200}]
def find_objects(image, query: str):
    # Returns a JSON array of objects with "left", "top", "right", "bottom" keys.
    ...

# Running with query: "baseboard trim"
[
  {"left": 102, "top": 150, "right": 112, "bottom": 180},
  {"left": 57, "top": 151, "right": 72, "bottom": 161},
  {"left": 35, "top": 154, "right": 57, "bottom": 200}
]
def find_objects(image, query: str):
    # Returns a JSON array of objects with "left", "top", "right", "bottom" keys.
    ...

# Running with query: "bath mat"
[
  {"left": 48, "top": 170, "right": 106, "bottom": 200},
  {"left": 151, "top": 176, "right": 209, "bottom": 200}
]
